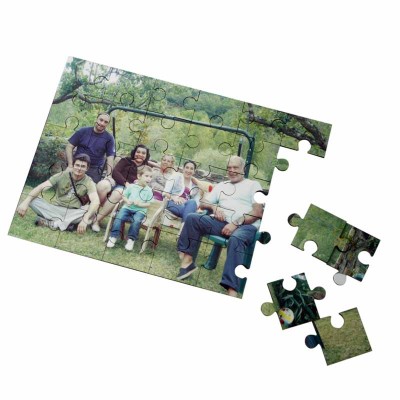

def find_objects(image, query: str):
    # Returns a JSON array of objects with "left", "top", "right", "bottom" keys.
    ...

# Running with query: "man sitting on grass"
[{"left": 17, "top": 154, "right": 100, "bottom": 234}]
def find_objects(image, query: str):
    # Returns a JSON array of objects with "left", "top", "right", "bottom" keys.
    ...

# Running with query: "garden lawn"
[{"left": 9, "top": 185, "right": 238, "bottom": 297}]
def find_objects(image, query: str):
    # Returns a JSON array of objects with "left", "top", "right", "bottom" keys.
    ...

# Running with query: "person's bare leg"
[
  {"left": 97, "top": 189, "right": 123, "bottom": 224},
  {"left": 180, "top": 253, "right": 193, "bottom": 268},
  {"left": 227, "top": 288, "right": 238, "bottom": 297},
  {"left": 96, "top": 179, "right": 112, "bottom": 205}
]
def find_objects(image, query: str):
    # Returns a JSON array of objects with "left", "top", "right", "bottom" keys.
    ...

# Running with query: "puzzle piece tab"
[
  {"left": 305, "top": 307, "right": 372, "bottom": 365},
  {"left": 261, "top": 273, "right": 326, "bottom": 329},
  {"left": 289, "top": 204, "right": 380, "bottom": 283}
]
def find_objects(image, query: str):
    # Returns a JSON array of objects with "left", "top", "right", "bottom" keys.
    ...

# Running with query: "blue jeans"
[
  {"left": 177, "top": 213, "right": 257, "bottom": 292},
  {"left": 110, "top": 207, "right": 145, "bottom": 240},
  {"left": 167, "top": 199, "right": 197, "bottom": 222}
]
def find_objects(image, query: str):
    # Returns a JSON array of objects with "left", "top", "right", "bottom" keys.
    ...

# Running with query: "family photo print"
[{"left": 9, "top": 57, "right": 332, "bottom": 298}]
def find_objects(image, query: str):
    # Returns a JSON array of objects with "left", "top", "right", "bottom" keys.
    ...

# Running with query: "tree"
[
  {"left": 246, "top": 103, "right": 330, "bottom": 155},
  {"left": 52, "top": 57, "right": 166, "bottom": 113}
]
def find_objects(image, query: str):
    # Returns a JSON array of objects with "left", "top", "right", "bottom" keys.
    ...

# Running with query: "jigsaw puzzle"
[
  {"left": 305, "top": 307, "right": 372, "bottom": 365},
  {"left": 262, "top": 275, "right": 372, "bottom": 365},
  {"left": 261, "top": 273, "right": 326, "bottom": 329},
  {"left": 9, "top": 56, "right": 332, "bottom": 298},
  {"left": 289, "top": 204, "right": 380, "bottom": 284}
]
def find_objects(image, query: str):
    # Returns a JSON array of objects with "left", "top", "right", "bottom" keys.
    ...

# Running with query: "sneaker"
[
  {"left": 176, "top": 263, "right": 198, "bottom": 280},
  {"left": 125, "top": 239, "right": 135, "bottom": 251},
  {"left": 35, "top": 216, "right": 56, "bottom": 230},
  {"left": 91, "top": 222, "right": 101, "bottom": 232},
  {"left": 106, "top": 237, "right": 117, "bottom": 248},
  {"left": 66, "top": 224, "right": 78, "bottom": 232}
]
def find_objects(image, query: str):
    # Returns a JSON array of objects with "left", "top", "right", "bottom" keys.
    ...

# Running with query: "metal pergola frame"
[{"left": 107, "top": 106, "right": 255, "bottom": 178}]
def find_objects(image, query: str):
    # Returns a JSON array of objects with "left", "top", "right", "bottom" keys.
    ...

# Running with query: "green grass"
[
  {"left": 315, "top": 308, "right": 372, "bottom": 365},
  {"left": 9, "top": 186, "right": 236, "bottom": 297}
]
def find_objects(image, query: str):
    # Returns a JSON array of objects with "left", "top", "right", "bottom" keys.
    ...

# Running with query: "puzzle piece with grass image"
[{"left": 305, "top": 307, "right": 372, "bottom": 365}]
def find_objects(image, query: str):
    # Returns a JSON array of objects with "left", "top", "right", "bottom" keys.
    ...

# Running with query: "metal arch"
[{"left": 106, "top": 106, "right": 255, "bottom": 177}]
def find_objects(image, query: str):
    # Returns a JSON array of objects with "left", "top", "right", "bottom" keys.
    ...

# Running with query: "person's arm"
[
  {"left": 189, "top": 179, "right": 204, "bottom": 205},
  {"left": 163, "top": 173, "right": 184, "bottom": 203},
  {"left": 122, "top": 194, "right": 132, "bottom": 206},
  {"left": 148, "top": 160, "right": 159, "bottom": 168},
  {"left": 191, "top": 176, "right": 200, "bottom": 186},
  {"left": 103, "top": 136, "right": 116, "bottom": 177},
  {"left": 163, "top": 174, "right": 174, "bottom": 199},
  {"left": 105, "top": 155, "right": 115, "bottom": 177},
  {"left": 66, "top": 143, "right": 75, "bottom": 169},
  {"left": 16, "top": 180, "right": 53, "bottom": 217},
  {"left": 149, "top": 169, "right": 164, "bottom": 192},
  {"left": 133, "top": 199, "right": 151, "bottom": 208},
  {"left": 234, "top": 203, "right": 264, "bottom": 226},
  {"left": 221, "top": 203, "right": 264, "bottom": 236},
  {"left": 133, "top": 188, "right": 153, "bottom": 208},
  {"left": 76, "top": 191, "right": 100, "bottom": 234},
  {"left": 199, "top": 185, "right": 226, "bottom": 220},
  {"left": 199, "top": 200, "right": 217, "bottom": 213},
  {"left": 112, "top": 158, "right": 130, "bottom": 186}
]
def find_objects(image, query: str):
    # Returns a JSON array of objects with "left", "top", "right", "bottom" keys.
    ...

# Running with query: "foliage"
[
  {"left": 54, "top": 57, "right": 167, "bottom": 114},
  {"left": 28, "top": 136, "right": 67, "bottom": 180},
  {"left": 268, "top": 274, "right": 321, "bottom": 329},
  {"left": 35, "top": 57, "right": 332, "bottom": 190}
]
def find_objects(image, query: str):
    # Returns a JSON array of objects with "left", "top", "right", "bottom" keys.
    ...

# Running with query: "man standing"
[
  {"left": 66, "top": 112, "right": 115, "bottom": 183},
  {"left": 176, "top": 156, "right": 264, "bottom": 297},
  {"left": 17, "top": 154, "right": 100, "bottom": 234}
]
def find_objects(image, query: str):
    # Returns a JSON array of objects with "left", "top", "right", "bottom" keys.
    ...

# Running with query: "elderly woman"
[
  {"left": 163, "top": 160, "right": 201, "bottom": 222},
  {"left": 149, "top": 154, "right": 175, "bottom": 201},
  {"left": 92, "top": 144, "right": 151, "bottom": 232}
]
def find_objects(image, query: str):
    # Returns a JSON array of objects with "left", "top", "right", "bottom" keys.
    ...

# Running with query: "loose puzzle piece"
[
  {"left": 9, "top": 56, "right": 332, "bottom": 298},
  {"left": 289, "top": 204, "right": 380, "bottom": 283},
  {"left": 305, "top": 307, "right": 372, "bottom": 365},
  {"left": 261, "top": 273, "right": 326, "bottom": 329},
  {"left": 289, "top": 204, "right": 348, "bottom": 263},
  {"left": 327, "top": 224, "right": 380, "bottom": 282}
]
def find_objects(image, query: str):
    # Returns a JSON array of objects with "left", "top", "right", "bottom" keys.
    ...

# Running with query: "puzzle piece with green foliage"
[
  {"left": 305, "top": 307, "right": 372, "bottom": 365},
  {"left": 288, "top": 204, "right": 380, "bottom": 283},
  {"left": 261, "top": 273, "right": 326, "bottom": 329}
]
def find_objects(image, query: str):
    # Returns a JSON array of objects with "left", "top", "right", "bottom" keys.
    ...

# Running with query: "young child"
[{"left": 107, "top": 166, "right": 153, "bottom": 251}]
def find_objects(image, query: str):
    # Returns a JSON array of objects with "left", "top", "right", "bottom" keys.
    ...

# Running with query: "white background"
[{"left": 1, "top": 1, "right": 398, "bottom": 398}]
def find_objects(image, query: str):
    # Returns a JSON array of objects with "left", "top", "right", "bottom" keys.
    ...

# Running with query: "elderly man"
[
  {"left": 66, "top": 112, "right": 115, "bottom": 183},
  {"left": 17, "top": 154, "right": 100, "bottom": 234},
  {"left": 176, "top": 156, "right": 264, "bottom": 297}
]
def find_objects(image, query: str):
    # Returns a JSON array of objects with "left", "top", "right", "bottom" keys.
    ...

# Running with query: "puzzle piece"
[
  {"left": 327, "top": 225, "right": 380, "bottom": 282},
  {"left": 275, "top": 112, "right": 331, "bottom": 158},
  {"left": 289, "top": 204, "right": 348, "bottom": 262},
  {"left": 305, "top": 307, "right": 372, "bottom": 365},
  {"left": 289, "top": 204, "right": 380, "bottom": 283},
  {"left": 245, "top": 158, "right": 289, "bottom": 188},
  {"left": 261, "top": 273, "right": 326, "bottom": 329}
]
